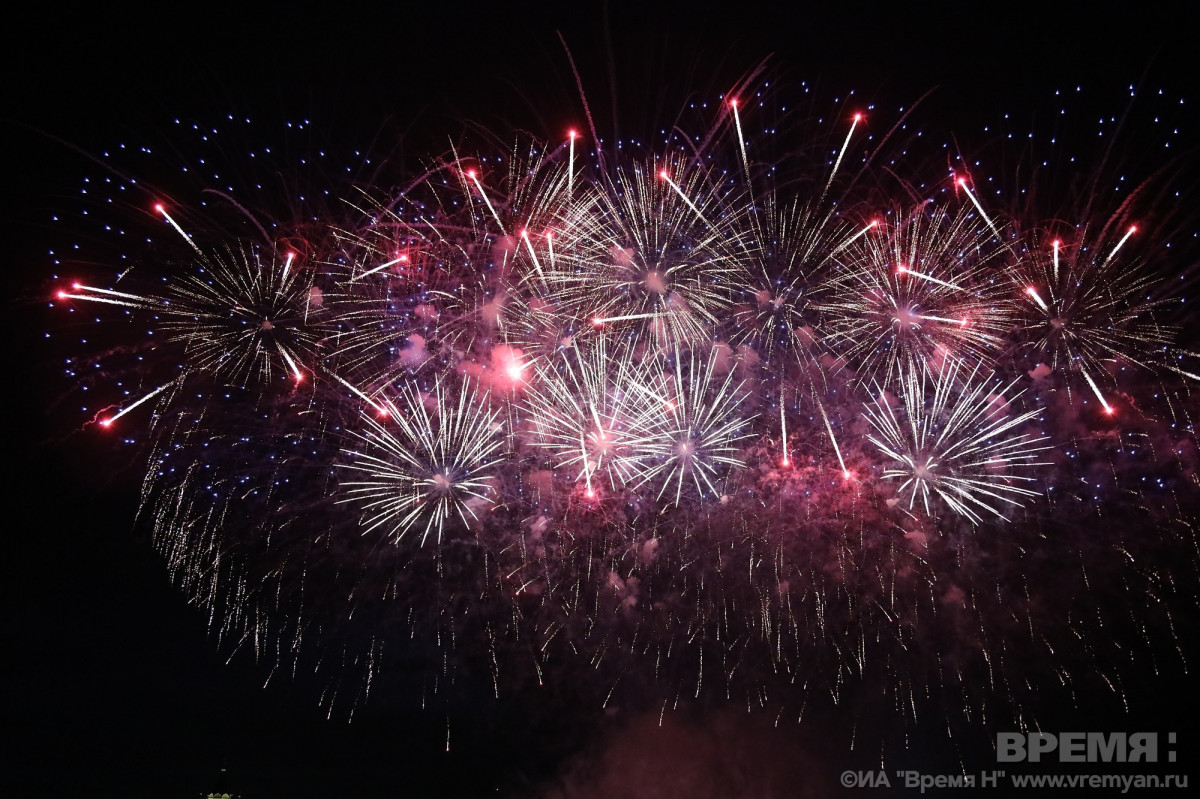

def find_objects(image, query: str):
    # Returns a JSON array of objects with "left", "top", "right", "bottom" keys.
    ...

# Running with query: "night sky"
[{"left": 5, "top": 2, "right": 1200, "bottom": 796}]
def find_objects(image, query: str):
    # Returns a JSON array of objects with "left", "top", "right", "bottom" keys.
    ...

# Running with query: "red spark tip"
[
  {"left": 730, "top": 98, "right": 739, "bottom": 109},
  {"left": 895, "top": 264, "right": 908, "bottom": 274},
  {"left": 100, "top": 418, "right": 113, "bottom": 428},
  {"left": 781, "top": 457, "right": 790, "bottom": 468},
  {"left": 585, "top": 488, "right": 596, "bottom": 499},
  {"left": 591, "top": 317, "right": 604, "bottom": 327},
  {"left": 1129, "top": 225, "right": 1138, "bottom": 234},
  {"left": 544, "top": 230, "right": 554, "bottom": 240},
  {"left": 853, "top": 112, "right": 863, "bottom": 122},
  {"left": 377, "top": 407, "right": 390, "bottom": 418},
  {"left": 56, "top": 291, "right": 67, "bottom": 300},
  {"left": 520, "top": 229, "right": 529, "bottom": 238},
  {"left": 294, "top": 373, "right": 304, "bottom": 383},
  {"left": 1025, "top": 287, "right": 1035, "bottom": 295},
  {"left": 956, "top": 177, "right": 968, "bottom": 187},
  {"left": 1105, "top": 406, "right": 1116, "bottom": 416},
  {"left": 658, "top": 169, "right": 669, "bottom": 180},
  {"left": 154, "top": 203, "right": 165, "bottom": 213},
  {"left": 664, "top": 401, "right": 677, "bottom": 411},
  {"left": 842, "top": 470, "right": 852, "bottom": 480},
  {"left": 399, "top": 254, "right": 408, "bottom": 262},
  {"left": 465, "top": 169, "right": 476, "bottom": 179},
  {"left": 568, "top": 129, "right": 578, "bottom": 139},
  {"left": 1052, "top": 240, "right": 1062, "bottom": 248},
  {"left": 869, "top": 219, "right": 880, "bottom": 228}
]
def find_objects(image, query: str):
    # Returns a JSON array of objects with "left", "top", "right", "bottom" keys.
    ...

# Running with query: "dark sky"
[{"left": 5, "top": 2, "right": 1199, "bottom": 797}]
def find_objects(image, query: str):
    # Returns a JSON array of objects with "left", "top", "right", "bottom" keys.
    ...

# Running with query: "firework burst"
[
  {"left": 865, "top": 359, "right": 1051, "bottom": 523},
  {"left": 339, "top": 378, "right": 506, "bottom": 545},
  {"left": 44, "top": 75, "right": 1200, "bottom": 763},
  {"left": 552, "top": 157, "right": 748, "bottom": 349},
  {"left": 631, "top": 347, "right": 754, "bottom": 505},
  {"left": 822, "top": 203, "right": 1012, "bottom": 385},
  {"left": 1014, "top": 226, "right": 1178, "bottom": 410}
]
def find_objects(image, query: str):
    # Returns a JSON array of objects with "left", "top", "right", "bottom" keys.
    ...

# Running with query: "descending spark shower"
[{"left": 50, "top": 78, "right": 1200, "bottom": 753}]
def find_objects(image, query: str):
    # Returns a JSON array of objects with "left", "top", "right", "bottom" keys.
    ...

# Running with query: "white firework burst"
[
  {"left": 632, "top": 348, "right": 754, "bottom": 505},
  {"left": 822, "top": 204, "right": 1011, "bottom": 386},
  {"left": 338, "top": 379, "right": 505, "bottom": 544},
  {"left": 864, "top": 360, "right": 1050, "bottom": 523},
  {"left": 550, "top": 157, "right": 748, "bottom": 349},
  {"left": 523, "top": 337, "right": 655, "bottom": 494},
  {"left": 1015, "top": 228, "right": 1177, "bottom": 410},
  {"left": 161, "top": 243, "right": 322, "bottom": 385}
]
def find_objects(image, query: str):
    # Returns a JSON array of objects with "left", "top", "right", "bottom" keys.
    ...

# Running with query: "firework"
[
  {"left": 1013, "top": 227, "right": 1178, "bottom": 410},
  {"left": 822, "top": 203, "right": 1013, "bottom": 386},
  {"left": 46, "top": 76, "right": 1200, "bottom": 762},
  {"left": 339, "top": 378, "right": 506, "bottom": 545},
  {"left": 864, "top": 360, "right": 1051, "bottom": 523},
  {"left": 523, "top": 336, "right": 653, "bottom": 494},
  {"left": 550, "top": 157, "right": 748, "bottom": 349}
]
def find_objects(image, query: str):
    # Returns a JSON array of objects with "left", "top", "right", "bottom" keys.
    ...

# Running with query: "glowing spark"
[
  {"left": 829, "top": 218, "right": 880, "bottom": 257},
  {"left": 817, "top": 400, "right": 849, "bottom": 478},
  {"left": 350, "top": 253, "right": 409, "bottom": 283},
  {"left": 466, "top": 170, "right": 507, "bottom": 234},
  {"left": 520, "top": 229, "right": 546, "bottom": 277},
  {"left": 1025, "top": 286, "right": 1049, "bottom": 312},
  {"left": 779, "top": 391, "right": 789, "bottom": 467},
  {"left": 955, "top": 177, "right": 1003, "bottom": 240},
  {"left": 895, "top": 264, "right": 963, "bottom": 291},
  {"left": 731, "top": 98, "right": 751, "bottom": 187},
  {"left": 331, "top": 373, "right": 389, "bottom": 416},
  {"left": 823, "top": 112, "right": 861, "bottom": 200},
  {"left": 1082, "top": 369, "right": 1114, "bottom": 414},
  {"left": 56, "top": 283, "right": 150, "bottom": 309},
  {"left": 658, "top": 169, "right": 715, "bottom": 229},
  {"left": 99, "top": 381, "right": 174, "bottom": 427},
  {"left": 1101, "top": 225, "right": 1137, "bottom": 266},
  {"left": 590, "top": 312, "right": 662, "bottom": 325},
  {"left": 568, "top": 129, "right": 577, "bottom": 196},
  {"left": 156, "top": 203, "right": 202, "bottom": 255}
]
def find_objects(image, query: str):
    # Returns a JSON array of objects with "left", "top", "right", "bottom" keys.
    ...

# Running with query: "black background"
[{"left": 5, "top": 2, "right": 1200, "bottom": 796}]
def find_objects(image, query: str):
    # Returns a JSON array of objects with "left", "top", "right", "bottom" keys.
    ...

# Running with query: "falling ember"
[
  {"left": 822, "top": 111, "right": 862, "bottom": 200},
  {"left": 779, "top": 392, "right": 789, "bottom": 467},
  {"left": 817, "top": 400, "right": 850, "bottom": 479},
  {"left": 1102, "top": 225, "right": 1138, "bottom": 266},
  {"left": 1025, "top": 286, "right": 1049, "bottom": 312},
  {"left": 156, "top": 202, "right": 202, "bottom": 254},
  {"left": 568, "top": 129, "right": 577, "bottom": 195},
  {"left": 1082, "top": 369, "right": 1115, "bottom": 415},
  {"left": 466, "top": 169, "right": 506, "bottom": 233},
  {"left": 95, "top": 381, "right": 175, "bottom": 428},
  {"left": 955, "top": 176, "right": 1003, "bottom": 239}
]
